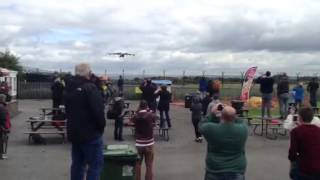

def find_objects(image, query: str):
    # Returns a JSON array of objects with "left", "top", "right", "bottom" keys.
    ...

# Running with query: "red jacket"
[{"left": 289, "top": 124, "right": 320, "bottom": 175}]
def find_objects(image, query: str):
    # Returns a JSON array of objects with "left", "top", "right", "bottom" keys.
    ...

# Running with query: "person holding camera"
[
  {"left": 256, "top": 71, "right": 275, "bottom": 118},
  {"left": 140, "top": 79, "right": 157, "bottom": 112},
  {"left": 199, "top": 105, "right": 248, "bottom": 180},
  {"left": 155, "top": 85, "right": 172, "bottom": 128},
  {"left": 288, "top": 107, "right": 320, "bottom": 180}
]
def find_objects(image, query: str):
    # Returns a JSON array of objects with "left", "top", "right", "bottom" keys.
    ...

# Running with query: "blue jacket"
[
  {"left": 293, "top": 86, "right": 304, "bottom": 101},
  {"left": 199, "top": 79, "right": 208, "bottom": 92}
]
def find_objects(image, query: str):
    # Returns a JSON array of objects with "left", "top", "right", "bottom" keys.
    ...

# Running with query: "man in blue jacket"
[
  {"left": 65, "top": 63, "right": 106, "bottom": 180},
  {"left": 199, "top": 77, "right": 208, "bottom": 99}
]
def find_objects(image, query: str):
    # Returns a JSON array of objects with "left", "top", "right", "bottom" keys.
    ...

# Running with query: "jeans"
[
  {"left": 279, "top": 93, "right": 289, "bottom": 118},
  {"left": 136, "top": 145, "right": 154, "bottom": 180},
  {"left": 192, "top": 118, "right": 202, "bottom": 138},
  {"left": 159, "top": 110, "right": 171, "bottom": 128},
  {"left": 205, "top": 172, "right": 245, "bottom": 180},
  {"left": 310, "top": 92, "right": 317, "bottom": 107},
  {"left": 298, "top": 173, "right": 320, "bottom": 180},
  {"left": 114, "top": 117, "right": 123, "bottom": 140},
  {"left": 71, "top": 136, "right": 104, "bottom": 180},
  {"left": 262, "top": 93, "right": 272, "bottom": 118}
]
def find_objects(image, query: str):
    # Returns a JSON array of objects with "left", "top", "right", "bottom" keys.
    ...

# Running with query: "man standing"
[
  {"left": 288, "top": 107, "right": 320, "bottom": 180},
  {"left": 117, "top": 75, "right": 124, "bottom": 94},
  {"left": 65, "top": 63, "right": 106, "bottom": 180},
  {"left": 256, "top": 71, "right": 275, "bottom": 118},
  {"left": 277, "top": 74, "right": 290, "bottom": 119},
  {"left": 139, "top": 79, "right": 157, "bottom": 112},
  {"left": 307, "top": 78, "right": 319, "bottom": 108},
  {"left": 51, "top": 77, "right": 65, "bottom": 108},
  {"left": 199, "top": 105, "right": 248, "bottom": 180},
  {"left": 133, "top": 100, "right": 157, "bottom": 180},
  {"left": 199, "top": 77, "right": 208, "bottom": 99}
]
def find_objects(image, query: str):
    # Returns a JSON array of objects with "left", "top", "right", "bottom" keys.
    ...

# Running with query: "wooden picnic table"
[
  {"left": 127, "top": 122, "right": 170, "bottom": 141},
  {"left": 249, "top": 116, "right": 285, "bottom": 139},
  {"left": 39, "top": 107, "right": 65, "bottom": 118},
  {"left": 25, "top": 118, "right": 67, "bottom": 144}
]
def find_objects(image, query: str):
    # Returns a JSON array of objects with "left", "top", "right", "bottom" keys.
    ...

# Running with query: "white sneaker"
[{"left": 1, "top": 154, "right": 7, "bottom": 159}]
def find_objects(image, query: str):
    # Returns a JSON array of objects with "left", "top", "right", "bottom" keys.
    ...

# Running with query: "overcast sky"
[{"left": 1, "top": 0, "right": 320, "bottom": 76}]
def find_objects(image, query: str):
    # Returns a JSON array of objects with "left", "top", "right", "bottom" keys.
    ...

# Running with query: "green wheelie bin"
[{"left": 101, "top": 145, "right": 139, "bottom": 180}]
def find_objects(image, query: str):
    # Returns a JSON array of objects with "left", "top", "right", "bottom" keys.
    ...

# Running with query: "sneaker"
[
  {"left": 1, "top": 154, "right": 7, "bottom": 160},
  {"left": 198, "top": 137, "right": 203, "bottom": 143}
]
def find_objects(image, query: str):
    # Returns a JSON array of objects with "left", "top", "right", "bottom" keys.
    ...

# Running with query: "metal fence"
[
  {"left": 17, "top": 81, "right": 51, "bottom": 99},
  {"left": 17, "top": 81, "right": 263, "bottom": 100}
]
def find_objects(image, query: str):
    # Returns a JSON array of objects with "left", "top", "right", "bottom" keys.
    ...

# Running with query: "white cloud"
[{"left": 0, "top": 0, "right": 320, "bottom": 76}]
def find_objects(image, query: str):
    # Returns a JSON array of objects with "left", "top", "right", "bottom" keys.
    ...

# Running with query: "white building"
[{"left": 0, "top": 68, "right": 18, "bottom": 98}]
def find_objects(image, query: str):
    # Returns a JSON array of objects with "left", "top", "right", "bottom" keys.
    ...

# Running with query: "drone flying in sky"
[{"left": 108, "top": 52, "right": 135, "bottom": 58}]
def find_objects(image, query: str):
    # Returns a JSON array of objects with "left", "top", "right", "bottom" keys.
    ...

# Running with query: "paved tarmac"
[{"left": 0, "top": 100, "right": 290, "bottom": 180}]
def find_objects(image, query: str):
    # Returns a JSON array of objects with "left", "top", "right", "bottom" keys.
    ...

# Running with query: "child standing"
[{"left": 293, "top": 83, "right": 304, "bottom": 108}]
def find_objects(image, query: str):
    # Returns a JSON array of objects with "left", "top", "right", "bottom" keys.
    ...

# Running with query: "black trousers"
[
  {"left": 114, "top": 117, "right": 123, "bottom": 140},
  {"left": 52, "top": 98, "right": 63, "bottom": 108},
  {"left": 159, "top": 110, "right": 171, "bottom": 128},
  {"left": 192, "top": 118, "right": 202, "bottom": 138}
]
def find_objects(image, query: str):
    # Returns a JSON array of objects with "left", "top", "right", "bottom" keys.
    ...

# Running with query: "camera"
[{"left": 217, "top": 104, "right": 224, "bottom": 111}]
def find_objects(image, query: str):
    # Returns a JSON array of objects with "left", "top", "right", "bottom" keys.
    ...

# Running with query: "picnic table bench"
[
  {"left": 128, "top": 122, "right": 170, "bottom": 141},
  {"left": 25, "top": 115, "right": 67, "bottom": 144},
  {"left": 247, "top": 116, "right": 287, "bottom": 140}
]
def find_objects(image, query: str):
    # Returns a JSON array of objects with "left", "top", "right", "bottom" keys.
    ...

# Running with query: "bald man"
[{"left": 199, "top": 105, "right": 248, "bottom": 180}]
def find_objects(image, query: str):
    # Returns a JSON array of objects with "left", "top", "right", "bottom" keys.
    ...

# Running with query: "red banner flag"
[{"left": 240, "top": 67, "right": 258, "bottom": 101}]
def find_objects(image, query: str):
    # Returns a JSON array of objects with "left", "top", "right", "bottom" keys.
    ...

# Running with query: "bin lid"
[{"left": 104, "top": 145, "right": 137, "bottom": 157}]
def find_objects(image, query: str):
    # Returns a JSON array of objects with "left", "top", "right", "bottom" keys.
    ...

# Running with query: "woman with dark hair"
[{"left": 155, "top": 85, "right": 172, "bottom": 128}]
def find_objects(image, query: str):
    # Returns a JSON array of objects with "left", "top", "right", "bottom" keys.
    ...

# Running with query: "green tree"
[{"left": 0, "top": 50, "right": 23, "bottom": 72}]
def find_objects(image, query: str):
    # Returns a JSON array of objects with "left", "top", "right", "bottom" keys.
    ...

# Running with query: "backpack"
[{"left": 107, "top": 98, "right": 124, "bottom": 119}]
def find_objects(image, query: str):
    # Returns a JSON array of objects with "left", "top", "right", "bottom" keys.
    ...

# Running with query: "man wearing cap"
[{"left": 199, "top": 105, "right": 248, "bottom": 180}]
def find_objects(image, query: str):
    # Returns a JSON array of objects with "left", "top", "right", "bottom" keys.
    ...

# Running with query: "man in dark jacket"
[
  {"left": 199, "top": 77, "right": 208, "bottom": 99},
  {"left": 140, "top": 79, "right": 157, "bottom": 112},
  {"left": 117, "top": 75, "right": 124, "bottom": 94},
  {"left": 51, "top": 77, "right": 65, "bottom": 108},
  {"left": 256, "top": 71, "right": 274, "bottom": 118},
  {"left": 307, "top": 77, "right": 319, "bottom": 108},
  {"left": 65, "top": 63, "right": 106, "bottom": 180},
  {"left": 155, "top": 85, "right": 172, "bottom": 128},
  {"left": 277, "top": 74, "right": 290, "bottom": 119}
]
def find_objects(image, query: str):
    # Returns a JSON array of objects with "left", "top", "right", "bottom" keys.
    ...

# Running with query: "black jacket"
[
  {"left": 277, "top": 79, "right": 289, "bottom": 95},
  {"left": 307, "top": 82, "right": 319, "bottom": 94},
  {"left": 140, "top": 83, "right": 157, "bottom": 103},
  {"left": 156, "top": 90, "right": 171, "bottom": 111},
  {"left": 256, "top": 76, "right": 274, "bottom": 94},
  {"left": 65, "top": 76, "right": 106, "bottom": 144},
  {"left": 51, "top": 81, "right": 64, "bottom": 100}
]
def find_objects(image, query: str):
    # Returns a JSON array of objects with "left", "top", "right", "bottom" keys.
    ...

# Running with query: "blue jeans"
[
  {"left": 71, "top": 136, "right": 104, "bottom": 180},
  {"left": 205, "top": 172, "right": 245, "bottom": 180}
]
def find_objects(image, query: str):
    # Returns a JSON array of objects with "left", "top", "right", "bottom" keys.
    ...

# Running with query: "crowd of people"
[
  {"left": 2, "top": 64, "right": 320, "bottom": 180},
  {"left": 63, "top": 66, "right": 320, "bottom": 180}
]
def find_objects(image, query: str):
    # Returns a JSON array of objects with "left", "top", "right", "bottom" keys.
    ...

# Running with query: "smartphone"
[{"left": 293, "top": 115, "right": 298, "bottom": 122}]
